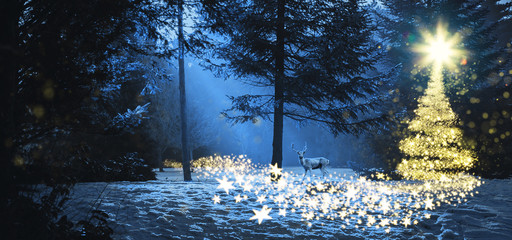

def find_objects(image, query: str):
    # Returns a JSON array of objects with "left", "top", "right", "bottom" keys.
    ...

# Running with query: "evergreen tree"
[
  {"left": 202, "top": 0, "right": 388, "bottom": 169},
  {"left": 0, "top": 0, "right": 170, "bottom": 237}
]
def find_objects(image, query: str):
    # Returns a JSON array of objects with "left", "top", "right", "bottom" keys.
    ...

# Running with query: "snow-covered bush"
[{"left": 110, "top": 103, "right": 150, "bottom": 133}]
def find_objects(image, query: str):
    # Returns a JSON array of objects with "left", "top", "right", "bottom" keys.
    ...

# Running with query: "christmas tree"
[{"left": 397, "top": 23, "right": 477, "bottom": 180}]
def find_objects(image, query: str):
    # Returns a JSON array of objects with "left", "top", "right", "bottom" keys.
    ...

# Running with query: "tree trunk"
[
  {"left": 271, "top": 0, "right": 285, "bottom": 179},
  {"left": 178, "top": 0, "right": 192, "bottom": 181},
  {"left": 158, "top": 148, "right": 164, "bottom": 172}
]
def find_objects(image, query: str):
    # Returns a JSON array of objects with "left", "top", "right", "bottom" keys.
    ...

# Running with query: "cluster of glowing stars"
[{"left": 194, "top": 155, "right": 481, "bottom": 233}]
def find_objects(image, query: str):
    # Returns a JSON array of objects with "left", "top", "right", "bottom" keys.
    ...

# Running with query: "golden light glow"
[
  {"left": 193, "top": 155, "right": 481, "bottom": 231},
  {"left": 414, "top": 22, "right": 465, "bottom": 70},
  {"left": 397, "top": 22, "right": 476, "bottom": 180},
  {"left": 396, "top": 61, "right": 477, "bottom": 180}
]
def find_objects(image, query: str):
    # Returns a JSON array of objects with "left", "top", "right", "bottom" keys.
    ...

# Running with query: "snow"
[{"left": 63, "top": 166, "right": 512, "bottom": 240}]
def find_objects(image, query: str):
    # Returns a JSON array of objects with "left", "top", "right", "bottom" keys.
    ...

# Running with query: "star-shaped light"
[
  {"left": 234, "top": 194, "right": 243, "bottom": 203},
  {"left": 256, "top": 195, "right": 267, "bottom": 203},
  {"left": 376, "top": 172, "right": 386, "bottom": 180},
  {"left": 344, "top": 186, "right": 358, "bottom": 201},
  {"left": 315, "top": 181, "right": 326, "bottom": 191},
  {"left": 234, "top": 174, "right": 245, "bottom": 186},
  {"left": 413, "top": 21, "right": 465, "bottom": 70},
  {"left": 274, "top": 194, "right": 286, "bottom": 204},
  {"left": 242, "top": 182, "right": 253, "bottom": 192},
  {"left": 276, "top": 179, "right": 287, "bottom": 190},
  {"left": 278, "top": 208, "right": 287, "bottom": 217},
  {"left": 424, "top": 198, "right": 434, "bottom": 210},
  {"left": 380, "top": 199, "right": 391, "bottom": 214},
  {"left": 269, "top": 163, "right": 282, "bottom": 178},
  {"left": 339, "top": 211, "right": 348, "bottom": 220},
  {"left": 216, "top": 176, "right": 235, "bottom": 194},
  {"left": 402, "top": 217, "right": 412, "bottom": 228},
  {"left": 380, "top": 218, "right": 390, "bottom": 227},
  {"left": 367, "top": 216, "right": 376, "bottom": 226},
  {"left": 250, "top": 205, "right": 272, "bottom": 224},
  {"left": 212, "top": 195, "right": 221, "bottom": 204}
]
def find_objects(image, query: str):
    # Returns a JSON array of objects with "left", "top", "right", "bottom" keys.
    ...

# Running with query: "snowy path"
[{"left": 64, "top": 168, "right": 512, "bottom": 240}]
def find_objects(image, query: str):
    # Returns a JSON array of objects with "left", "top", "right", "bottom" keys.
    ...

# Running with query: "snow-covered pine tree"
[{"left": 202, "top": 0, "right": 388, "bottom": 169}]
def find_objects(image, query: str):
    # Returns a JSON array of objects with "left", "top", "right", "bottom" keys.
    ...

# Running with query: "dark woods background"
[{"left": 1, "top": 0, "right": 511, "bottom": 239}]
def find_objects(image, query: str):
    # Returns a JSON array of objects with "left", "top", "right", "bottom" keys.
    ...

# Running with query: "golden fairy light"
[
  {"left": 191, "top": 155, "right": 481, "bottom": 232},
  {"left": 397, "top": 21, "right": 476, "bottom": 180}
]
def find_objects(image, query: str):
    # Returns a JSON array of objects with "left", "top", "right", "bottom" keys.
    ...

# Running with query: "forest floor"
[{"left": 64, "top": 167, "right": 512, "bottom": 240}]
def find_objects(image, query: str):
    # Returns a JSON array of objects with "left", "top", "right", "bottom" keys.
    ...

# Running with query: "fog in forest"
[{"left": 181, "top": 59, "right": 354, "bottom": 167}]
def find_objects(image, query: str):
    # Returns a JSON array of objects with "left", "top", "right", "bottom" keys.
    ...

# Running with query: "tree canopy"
[{"left": 202, "top": 0, "right": 391, "bottom": 168}]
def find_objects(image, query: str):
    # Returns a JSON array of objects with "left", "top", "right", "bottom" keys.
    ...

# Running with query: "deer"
[{"left": 292, "top": 143, "right": 330, "bottom": 183}]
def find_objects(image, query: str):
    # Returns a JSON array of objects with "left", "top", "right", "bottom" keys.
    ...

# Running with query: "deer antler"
[
  {"left": 303, "top": 142, "right": 307, "bottom": 152},
  {"left": 291, "top": 143, "right": 299, "bottom": 153}
]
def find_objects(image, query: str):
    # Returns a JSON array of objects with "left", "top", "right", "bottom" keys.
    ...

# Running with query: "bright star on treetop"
[
  {"left": 414, "top": 21, "right": 465, "bottom": 70},
  {"left": 250, "top": 205, "right": 272, "bottom": 224}
]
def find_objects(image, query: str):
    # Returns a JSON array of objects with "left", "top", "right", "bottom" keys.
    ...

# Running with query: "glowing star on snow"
[
  {"left": 402, "top": 217, "right": 412, "bottom": 228},
  {"left": 234, "top": 194, "right": 243, "bottom": 203},
  {"left": 367, "top": 216, "right": 376, "bottom": 226},
  {"left": 344, "top": 186, "right": 358, "bottom": 202},
  {"left": 424, "top": 198, "right": 434, "bottom": 210},
  {"left": 279, "top": 208, "right": 287, "bottom": 217},
  {"left": 276, "top": 178, "right": 288, "bottom": 190},
  {"left": 274, "top": 194, "right": 286, "bottom": 204},
  {"left": 235, "top": 174, "right": 245, "bottom": 186},
  {"left": 269, "top": 163, "right": 283, "bottom": 178},
  {"left": 242, "top": 182, "right": 253, "bottom": 192},
  {"left": 216, "top": 176, "right": 235, "bottom": 194},
  {"left": 250, "top": 205, "right": 272, "bottom": 224},
  {"left": 380, "top": 218, "right": 390, "bottom": 227},
  {"left": 212, "top": 195, "right": 221, "bottom": 204},
  {"left": 380, "top": 199, "right": 391, "bottom": 214},
  {"left": 256, "top": 195, "right": 267, "bottom": 203}
]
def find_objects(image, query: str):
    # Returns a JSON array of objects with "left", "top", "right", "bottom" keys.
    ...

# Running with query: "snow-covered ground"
[{"left": 64, "top": 165, "right": 512, "bottom": 240}]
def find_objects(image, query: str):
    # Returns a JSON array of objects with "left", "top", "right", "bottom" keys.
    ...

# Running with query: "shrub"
[{"left": 105, "top": 152, "right": 156, "bottom": 181}]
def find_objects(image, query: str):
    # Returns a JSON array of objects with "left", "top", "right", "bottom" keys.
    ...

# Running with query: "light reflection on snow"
[{"left": 194, "top": 155, "right": 481, "bottom": 232}]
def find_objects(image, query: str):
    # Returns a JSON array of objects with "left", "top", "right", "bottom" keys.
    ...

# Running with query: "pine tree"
[
  {"left": 0, "top": 0, "right": 171, "bottom": 237},
  {"left": 202, "top": 0, "right": 387, "bottom": 169}
]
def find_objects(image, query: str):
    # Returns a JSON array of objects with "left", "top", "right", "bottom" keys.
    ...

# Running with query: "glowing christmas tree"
[{"left": 396, "top": 23, "right": 476, "bottom": 180}]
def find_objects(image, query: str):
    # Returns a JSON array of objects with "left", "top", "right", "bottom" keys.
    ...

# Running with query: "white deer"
[{"left": 292, "top": 143, "right": 330, "bottom": 183}]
